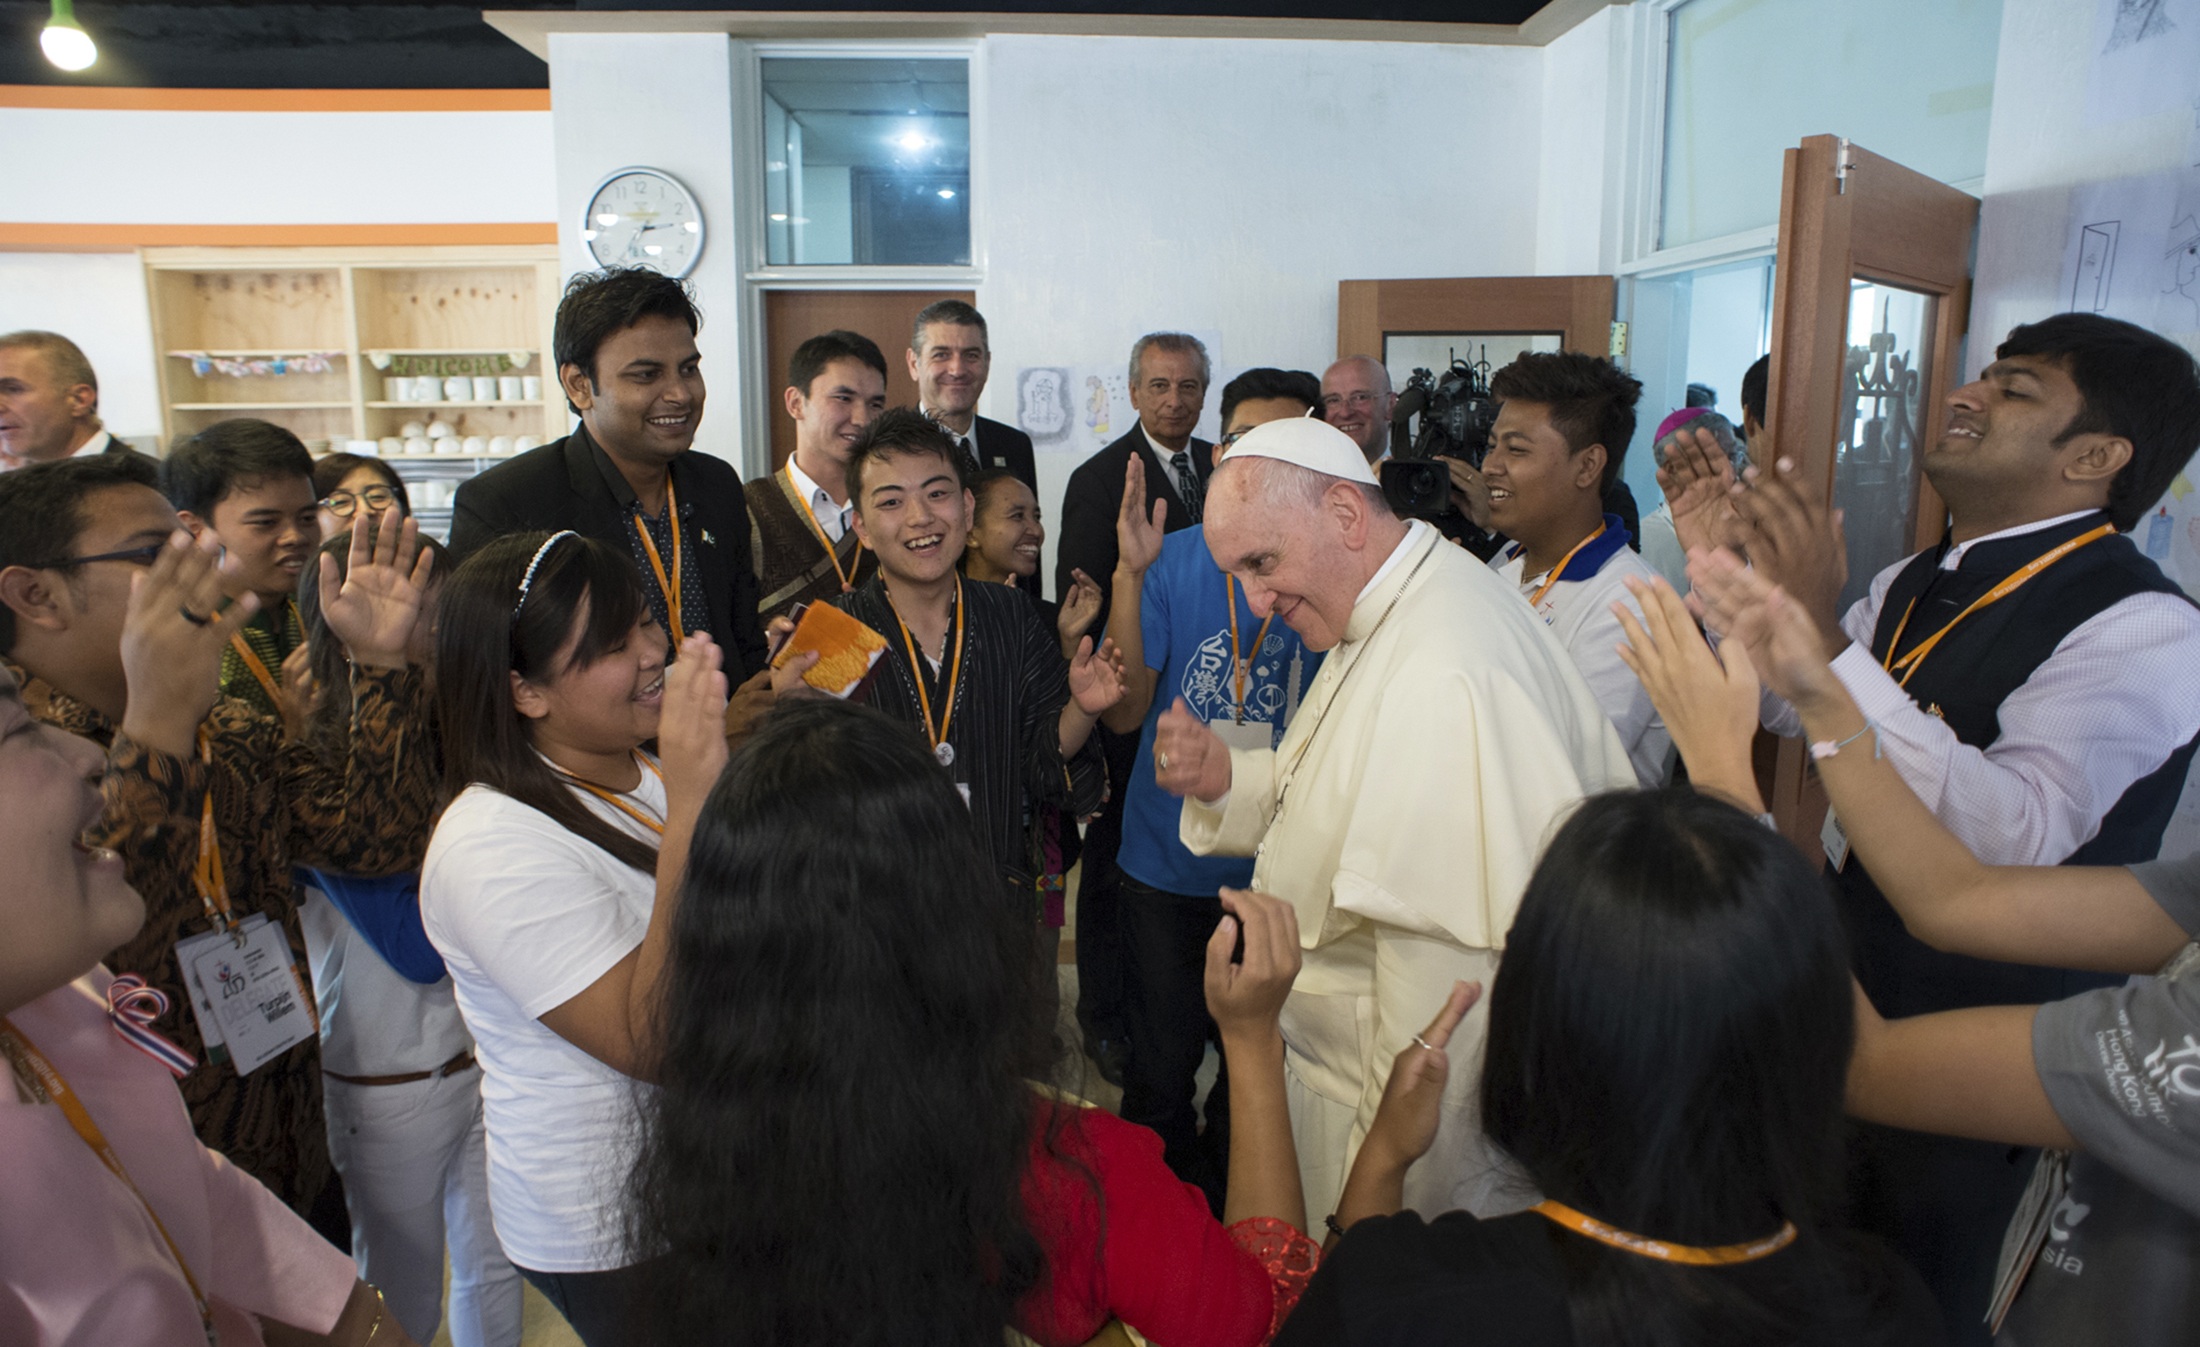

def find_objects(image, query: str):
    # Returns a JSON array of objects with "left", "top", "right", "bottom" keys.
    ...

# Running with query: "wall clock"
[{"left": 582, "top": 167, "right": 705, "bottom": 278}]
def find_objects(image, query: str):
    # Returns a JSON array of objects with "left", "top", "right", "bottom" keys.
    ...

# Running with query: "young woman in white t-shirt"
[{"left": 419, "top": 529, "right": 746, "bottom": 1347}]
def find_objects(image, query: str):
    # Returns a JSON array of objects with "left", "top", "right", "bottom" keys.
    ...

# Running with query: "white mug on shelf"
[
  {"left": 398, "top": 420, "right": 427, "bottom": 439},
  {"left": 434, "top": 436, "right": 463, "bottom": 456},
  {"left": 463, "top": 435, "right": 488, "bottom": 456},
  {"left": 444, "top": 376, "right": 471, "bottom": 402},
  {"left": 382, "top": 377, "right": 406, "bottom": 402},
  {"left": 403, "top": 437, "right": 431, "bottom": 456},
  {"left": 472, "top": 377, "right": 498, "bottom": 401},
  {"left": 521, "top": 376, "right": 543, "bottom": 401},
  {"left": 489, "top": 435, "right": 515, "bottom": 455},
  {"left": 379, "top": 437, "right": 404, "bottom": 456},
  {"left": 426, "top": 420, "right": 455, "bottom": 440},
  {"left": 348, "top": 439, "right": 379, "bottom": 456},
  {"left": 498, "top": 375, "right": 524, "bottom": 401},
  {"left": 413, "top": 377, "right": 441, "bottom": 403}
]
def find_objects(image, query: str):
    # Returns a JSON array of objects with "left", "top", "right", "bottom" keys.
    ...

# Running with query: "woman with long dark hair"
[
  {"left": 1280, "top": 788, "right": 1942, "bottom": 1347},
  {"left": 630, "top": 696, "right": 1323, "bottom": 1347},
  {"left": 419, "top": 530, "right": 742, "bottom": 1347}
]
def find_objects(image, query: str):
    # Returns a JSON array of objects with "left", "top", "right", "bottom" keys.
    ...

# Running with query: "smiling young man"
[
  {"left": 162, "top": 419, "right": 322, "bottom": 717},
  {"left": 451, "top": 268, "right": 771, "bottom": 737},
  {"left": 909, "top": 299, "right": 1037, "bottom": 494},
  {"left": 1482, "top": 352, "right": 1671, "bottom": 786},
  {"left": 833, "top": 408, "right": 1119, "bottom": 910},
  {"left": 1669, "top": 312, "right": 2200, "bottom": 1344},
  {"left": 746, "top": 330, "right": 887, "bottom": 622}
]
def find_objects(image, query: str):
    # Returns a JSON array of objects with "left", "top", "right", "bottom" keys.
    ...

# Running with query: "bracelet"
[
  {"left": 1325, "top": 1213, "right": 1349, "bottom": 1239},
  {"left": 1808, "top": 720, "right": 1881, "bottom": 762}
]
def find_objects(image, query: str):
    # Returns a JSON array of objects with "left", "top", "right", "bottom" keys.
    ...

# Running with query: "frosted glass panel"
[
  {"left": 1833, "top": 281, "right": 1936, "bottom": 612},
  {"left": 762, "top": 58, "right": 970, "bottom": 266},
  {"left": 1661, "top": 0, "right": 2001, "bottom": 248}
]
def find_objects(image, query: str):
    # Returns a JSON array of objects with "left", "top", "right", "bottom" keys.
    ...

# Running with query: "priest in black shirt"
[{"left": 835, "top": 409, "right": 1118, "bottom": 905}]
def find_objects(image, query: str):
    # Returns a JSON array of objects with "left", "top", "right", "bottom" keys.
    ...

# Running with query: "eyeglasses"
[
  {"left": 319, "top": 485, "right": 400, "bottom": 518},
  {"left": 25, "top": 543, "right": 167, "bottom": 570},
  {"left": 1322, "top": 391, "right": 1383, "bottom": 411}
]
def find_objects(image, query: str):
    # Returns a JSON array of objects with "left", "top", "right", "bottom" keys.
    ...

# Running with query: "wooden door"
[
  {"left": 1762, "top": 135, "right": 1979, "bottom": 850},
  {"left": 761, "top": 288, "right": 973, "bottom": 471},
  {"left": 1336, "top": 276, "right": 1616, "bottom": 363}
]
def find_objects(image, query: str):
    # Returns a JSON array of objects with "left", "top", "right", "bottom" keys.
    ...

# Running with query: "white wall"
[
  {"left": 1535, "top": 4, "right": 1624, "bottom": 276},
  {"left": 0, "top": 253, "right": 163, "bottom": 446},
  {"left": 547, "top": 32, "right": 751, "bottom": 466}
]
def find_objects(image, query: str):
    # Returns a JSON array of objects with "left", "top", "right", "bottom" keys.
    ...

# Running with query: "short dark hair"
[
  {"left": 1219, "top": 367, "right": 1321, "bottom": 432},
  {"left": 1484, "top": 787, "right": 1859, "bottom": 1341},
  {"left": 1740, "top": 354, "right": 1771, "bottom": 430},
  {"left": 161, "top": 418, "right": 314, "bottom": 518},
  {"left": 1996, "top": 313, "right": 2200, "bottom": 532},
  {"left": 0, "top": 454, "right": 163, "bottom": 652},
  {"left": 1489, "top": 351, "right": 1643, "bottom": 493},
  {"left": 910, "top": 300, "right": 988, "bottom": 351},
  {"left": 310, "top": 452, "right": 410, "bottom": 515},
  {"left": 789, "top": 330, "right": 888, "bottom": 397},
  {"left": 553, "top": 268, "right": 703, "bottom": 415},
  {"left": 848, "top": 406, "right": 964, "bottom": 502}
]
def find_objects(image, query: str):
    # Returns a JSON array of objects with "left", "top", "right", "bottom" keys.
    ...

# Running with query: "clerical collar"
[
  {"left": 1940, "top": 508, "right": 2102, "bottom": 572},
  {"left": 1503, "top": 514, "right": 1633, "bottom": 587}
]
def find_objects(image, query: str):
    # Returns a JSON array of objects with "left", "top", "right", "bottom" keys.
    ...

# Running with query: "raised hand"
[
  {"left": 1361, "top": 981, "right": 1481, "bottom": 1173},
  {"left": 1057, "top": 568, "right": 1103, "bottom": 658},
  {"left": 1657, "top": 423, "right": 1745, "bottom": 556},
  {"left": 1613, "top": 574, "right": 1762, "bottom": 808},
  {"left": 1067, "top": 634, "right": 1126, "bottom": 715},
  {"left": 1203, "top": 887, "right": 1303, "bottom": 1040},
  {"left": 1117, "top": 455, "right": 1167, "bottom": 577},
  {"left": 1687, "top": 549, "right": 1848, "bottom": 715},
  {"left": 119, "top": 531, "right": 261, "bottom": 757},
  {"left": 318, "top": 514, "right": 432, "bottom": 670},
  {"left": 1153, "top": 697, "right": 1232, "bottom": 802},
  {"left": 659, "top": 632, "right": 729, "bottom": 812},
  {"left": 1729, "top": 455, "right": 1849, "bottom": 656}
]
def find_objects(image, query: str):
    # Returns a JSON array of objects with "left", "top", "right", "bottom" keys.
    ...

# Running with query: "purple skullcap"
[{"left": 1654, "top": 406, "right": 1713, "bottom": 443}]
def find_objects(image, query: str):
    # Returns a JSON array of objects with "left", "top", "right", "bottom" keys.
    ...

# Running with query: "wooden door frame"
[
  {"left": 1337, "top": 276, "right": 1616, "bottom": 359},
  {"left": 1762, "top": 135, "right": 1978, "bottom": 850}
]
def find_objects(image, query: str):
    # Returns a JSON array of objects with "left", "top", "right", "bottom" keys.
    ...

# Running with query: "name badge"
[
  {"left": 1210, "top": 718, "right": 1274, "bottom": 753},
  {"left": 1821, "top": 808, "right": 1851, "bottom": 872},
  {"left": 181, "top": 918, "right": 318, "bottom": 1075}
]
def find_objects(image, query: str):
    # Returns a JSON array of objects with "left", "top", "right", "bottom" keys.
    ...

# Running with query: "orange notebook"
[{"left": 770, "top": 602, "right": 888, "bottom": 698}]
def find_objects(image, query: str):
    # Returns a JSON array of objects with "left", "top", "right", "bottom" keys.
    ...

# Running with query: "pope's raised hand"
[{"left": 1153, "top": 697, "right": 1231, "bottom": 803}]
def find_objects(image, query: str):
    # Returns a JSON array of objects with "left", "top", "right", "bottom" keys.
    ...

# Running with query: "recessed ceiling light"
[
  {"left": 896, "top": 131, "right": 931, "bottom": 152},
  {"left": 937, "top": 188, "right": 957, "bottom": 200}
]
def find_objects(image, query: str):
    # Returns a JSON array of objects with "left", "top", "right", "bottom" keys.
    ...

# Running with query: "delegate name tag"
[
  {"left": 1821, "top": 808, "right": 1851, "bottom": 873},
  {"left": 185, "top": 920, "right": 317, "bottom": 1076}
]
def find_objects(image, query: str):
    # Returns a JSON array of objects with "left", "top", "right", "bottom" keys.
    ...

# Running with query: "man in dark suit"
[
  {"left": 909, "top": 299, "right": 1037, "bottom": 495},
  {"left": 1054, "top": 331, "right": 1215, "bottom": 1084},
  {"left": 0, "top": 330, "right": 142, "bottom": 470},
  {"left": 449, "top": 267, "right": 777, "bottom": 735}
]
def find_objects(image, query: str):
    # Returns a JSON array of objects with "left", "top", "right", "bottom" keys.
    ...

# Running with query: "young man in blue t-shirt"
[{"left": 1100, "top": 367, "right": 1326, "bottom": 1213}]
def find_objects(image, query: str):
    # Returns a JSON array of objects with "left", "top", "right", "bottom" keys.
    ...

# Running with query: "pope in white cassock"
[{"left": 1152, "top": 417, "right": 1635, "bottom": 1224}]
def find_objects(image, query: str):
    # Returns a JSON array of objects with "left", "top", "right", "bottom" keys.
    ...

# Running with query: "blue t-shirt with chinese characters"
[{"left": 1118, "top": 526, "right": 1323, "bottom": 898}]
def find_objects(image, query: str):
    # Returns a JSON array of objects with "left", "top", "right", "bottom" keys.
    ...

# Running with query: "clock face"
[{"left": 583, "top": 169, "right": 705, "bottom": 278}]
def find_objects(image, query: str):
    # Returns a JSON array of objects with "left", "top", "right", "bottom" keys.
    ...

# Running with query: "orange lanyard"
[
  {"left": 1, "top": 1022, "right": 218, "bottom": 1344},
  {"left": 1225, "top": 576, "right": 1275, "bottom": 725},
  {"left": 191, "top": 730, "right": 234, "bottom": 930},
  {"left": 556, "top": 752, "right": 667, "bottom": 837},
  {"left": 225, "top": 599, "right": 299, "bottom": 708},
  {"left": 1525, "top": 523, "right": 1607, "bottom": 611},
  {"left": 890, "top": 577, "right": 967, "bottom": 761},
  {"left": 1532, "top": 1199, "right": 1797, "bottom": 1267},
  {"left": 781, "top": 464, "right": 865, "bottom": 592},
  {"left": 634, "top": 478, "right": 686, "bottom": 640},
  {"left": 1881, "top": 523, "right": 2116, "bottom": 689}
]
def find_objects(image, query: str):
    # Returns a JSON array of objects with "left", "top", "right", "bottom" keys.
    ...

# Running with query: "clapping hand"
[
  {"left": 1057, "top": 568, "right": 1103, "bottom": 658},
  {"left": 1153, "top": 697, "right": 1232, "bottom": 802},
  {"left": 659, "top": 632, "right": 729, "bottom": 816},
  {"left": 1202, "top": 888, "right": 1302, "bottom": 1041},
  {"left": 1612, "top": 573, "right": 1762, "bottom": 809},
  {"left": 1068, "top": 634, "right": 1126, "bottom": 715},
  {"left": 318, "top": 514, "right": 432, "bottom": 670},
  {"left": 1687, "top": 548, "right": 1849, "bottom": 715},
  {"left": 119, "top": 531, "right": 261, "bottom": 758},
  {"left": 1360, "top": 981, "right": 1481, "bottom": 1175},
  {"left": 1657, "top": 423, "right": 1746, "bottom": 556},
  {"left": 1728, "top": 456, "right": 1848, "bottom": 658},
  {"left": 275, "top": 644, "right": 325, "bottom": 744}
]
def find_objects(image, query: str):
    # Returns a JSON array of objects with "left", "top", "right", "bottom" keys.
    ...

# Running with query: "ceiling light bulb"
[
  {"left": 936, "top": 188, "right": 957, "bottom": 200},
  {"left": 896, "top": 131, "right": 930, "bottom": 152},
  {"left": 41, "top": 0, "right": 96, "bottom": 72}
]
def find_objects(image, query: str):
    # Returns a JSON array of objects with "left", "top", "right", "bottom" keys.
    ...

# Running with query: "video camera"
[{"left": 1378, "top": 349, "right": 1500, "bottom": 521}]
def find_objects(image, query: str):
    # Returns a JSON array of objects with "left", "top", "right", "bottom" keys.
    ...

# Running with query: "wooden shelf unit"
[{"left": 144, "top": 245, "right": 563, "bottom": 455}]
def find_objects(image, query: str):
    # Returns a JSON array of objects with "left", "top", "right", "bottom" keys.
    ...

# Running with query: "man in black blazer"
[
  {"left": 1054, "top": 331, "right": 1215, "bottom": 1084},
  {"left": 909, "top": 299, "right": 1037, "bottom": 495},
  {"left": 449, "top": 268, "right": 776, "bottom": 727}
]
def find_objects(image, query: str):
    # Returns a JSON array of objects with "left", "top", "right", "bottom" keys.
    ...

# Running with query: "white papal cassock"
[{"left": 1182, "top": 521, "right": 1635, "bottom": 1224}]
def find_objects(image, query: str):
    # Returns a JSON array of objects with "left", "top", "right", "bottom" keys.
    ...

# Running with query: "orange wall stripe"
[
  {"left": 0, "top": 223, "right": 559, "bottom": 251},
  {"left": 0, "top": 86, "right": 550, "bottom": 112}
]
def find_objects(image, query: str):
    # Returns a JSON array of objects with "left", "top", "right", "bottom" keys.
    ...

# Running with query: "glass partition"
[
  {"left": 762, "top": 57, "right": 970, "bottom": 266},
  {"left": 1832, "top": 280, "right": 1936, "bottom": 611}
]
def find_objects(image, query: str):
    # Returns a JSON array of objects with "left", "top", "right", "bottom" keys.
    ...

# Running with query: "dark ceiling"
[{"left": 1, "top": 1, "right": 1557, "bottom": 88}]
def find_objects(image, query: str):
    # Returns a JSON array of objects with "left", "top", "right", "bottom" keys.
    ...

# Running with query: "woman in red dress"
[{"left": 627, "top": 696, "right": 1319, "bottom": 1346}]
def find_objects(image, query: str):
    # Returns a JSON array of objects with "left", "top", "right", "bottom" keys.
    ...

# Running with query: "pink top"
[{"left": 0, "top": 968, "right": 357, "bottom": 1346}]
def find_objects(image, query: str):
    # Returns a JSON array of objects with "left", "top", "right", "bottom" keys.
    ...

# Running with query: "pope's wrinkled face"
[{"left": 1200, "top": 463, "right": 1363, "bottom": 653}]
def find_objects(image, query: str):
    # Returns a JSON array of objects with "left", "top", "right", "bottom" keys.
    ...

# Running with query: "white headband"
[{"left": 514, "top": 530, "right": 579, "bottom": 613}]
